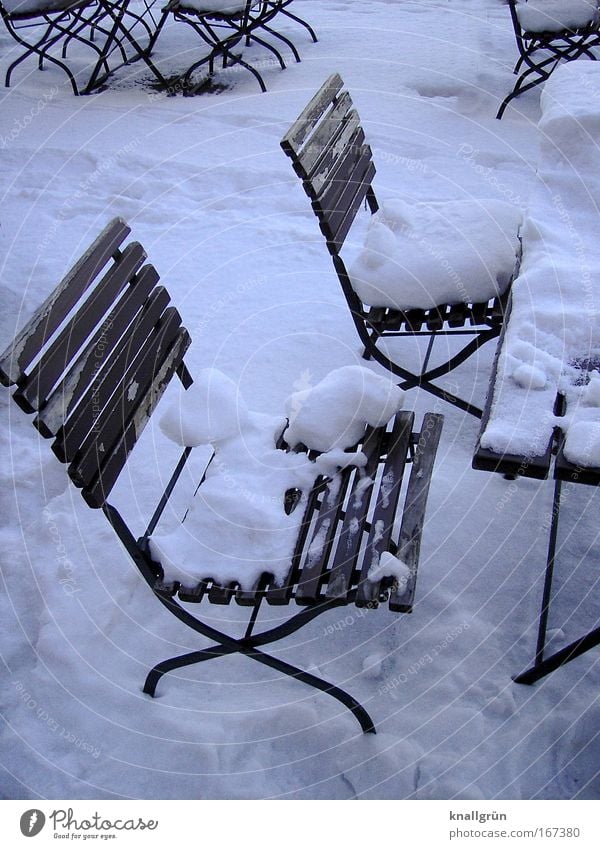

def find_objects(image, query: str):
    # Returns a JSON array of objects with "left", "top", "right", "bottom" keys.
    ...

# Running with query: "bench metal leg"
[
  {"left": 145, "top": 593, "right": 376, "bottom": 733},
  {"left": 513, "top": 476, "right": 600, "bottom": 684}
]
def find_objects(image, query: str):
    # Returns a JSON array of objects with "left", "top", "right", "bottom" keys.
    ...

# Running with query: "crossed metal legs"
[{"left": 145, "top": 591, "right": 376, "bottom": 734}]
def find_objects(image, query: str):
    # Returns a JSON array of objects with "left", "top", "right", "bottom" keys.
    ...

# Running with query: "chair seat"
[
  {"left": 2, "top": 0, "right": 86, "bottom": 18},
  {"left": 347, "top": 198, "right": 522, "bottom": 312},
  {"left": 167, "top": 0, "right": 259, "bottom": 17},
  {"left": 516, "top": 0, "right": 599, "bottom": 34}
]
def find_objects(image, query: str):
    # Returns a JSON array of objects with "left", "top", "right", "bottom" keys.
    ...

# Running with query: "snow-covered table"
[{"left": 474, "top": 60, "right": 600, "bottom": 682}]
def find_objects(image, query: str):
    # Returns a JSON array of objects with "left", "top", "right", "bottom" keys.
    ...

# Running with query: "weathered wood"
[
  {"left": 14, "top": 242, "right": 146, "bottom": 414},
  {"left": 36, "top": 265, "right": 160, "bottom": 438},
  {"left": 355, "top": 412, "right": 414, "bottom": 606},
  {"left": 294, "top": 466, "right": 354, "bottom": 604},
  {"left": 313, "top": 128, "right": 368, "bottom": 208},
  {"left": 0, "top": 218, "right": 130, "bottom": 386},
  {"left": 297, "top": 96, "right": 356, "bottom": 178},
  {"left": 70, "top": 307, "right": 184, "bottom": 489},
  {"left": 316, "top": 150, "right": 373, "bottom": 239},
  {"left": 53, "top": 287, "right": 171, "bottom": 464},
  {"left": 280, "top": 73, "right": 343, "bottom": 154},
  {"left": 325, "top": 426, "right": 386, "bottom": 601},
  {"left": 81, "top": 327, "right": 191, "bottom": 508},
  {"left": 389, "top": 413, "right": 443, "bottom": 612},
  {"left": 327, "top": 161, "right": 376, "bottom": 253}
]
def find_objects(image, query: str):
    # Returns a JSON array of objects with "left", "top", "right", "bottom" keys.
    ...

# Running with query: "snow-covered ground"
[{"left": 1, "top": 0, "right": 599, "bottom": 800}]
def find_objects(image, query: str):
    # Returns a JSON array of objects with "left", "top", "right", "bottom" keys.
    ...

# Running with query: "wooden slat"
[
  {"left": 446, "top": 302, "right": 470, "bottom": 328},
  {"left": 208, "top": 582, "right": 236, "bottom": 605},
  {"left": 554, "top": 439, "right": 600, "bottom": 486},
  {"left": 298, "top": 96, "right": 356, "bottom": 178},
  {"left": 355, "top": 413, "right": 414, "bottom": 606},
  {"left": 70, "top": 307, "right": 184, "bottom": 488},
  {"left": 280, "top": 73, "right": 343, "bottom": 155},
  {"left": 0, "top": 218, "right": 130, "bottom": 386},
  {"left": 325, "top": 426, "right": 387, "bottom": 601},
  {"left": 177, "top": 581, "right": 209, "bottom": 603},
  {"left": 14, "top": 243, "right": 146, "bottom": 414},
  {"left": 327, "top": 161, "right": 376, "bottom": 253},
  {"left": 389, "top": 413, "right": 443, "bottom": 612},
  {"left": 403, "top": 309, "right": 425, "bottom": 332},
  {"left": 313, "top": 127, "right": 368, "bottom": 208},
  {"left": 294, "top": 468, "right": 355, "bottom": 604},
  {"left": 35, "top": 265, "right": 159, "bottom": 438},
  {"left": 316, "top": 150, "right": 373, "bottom": 240},
  {"left": 425, "top": 304, "right": 448, "bottom": 332},
  {"left": 265, "top": 476, "right": 327, "bottom": 605},
  {"left": 53, "top": 287, "right": 171, "bottom": 463},
  {"left": 470, "top": 300, "right": 488, "bottom": 326},
  {"left": 81, "top": 328, "right": 191, "bottom": 508}
]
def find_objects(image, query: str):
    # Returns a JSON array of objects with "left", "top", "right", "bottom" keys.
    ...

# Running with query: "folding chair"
[
  {"left": 163, "top": 0, "right": 311, "bottom": 92},
  {"left": 0, "top": 218, "right": 443, "bottom": 734},
  {"left": 497, "top": 0, "right": 600, "bottom": 118},
  {"left": 281, "top": 74, "right": 522, "bottom": 419},
  {"left": 1, "top": 0, "right": 166, "bottom": 93}
]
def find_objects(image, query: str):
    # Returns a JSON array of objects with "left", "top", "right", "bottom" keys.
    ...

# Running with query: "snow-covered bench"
[
  {"left": 497, "top": 0, "right": 600, "bottom": 118},
  {"left": 474, "top": 60, "right": 600, "bottom": 682},
  {"left": 281, "top": 74, "right": 522, "bottom": 419},
  {"left": 0, "top": 218, "right": 443, "bottom": 734}
]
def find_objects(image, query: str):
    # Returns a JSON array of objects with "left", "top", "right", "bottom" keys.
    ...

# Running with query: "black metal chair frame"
[
  {"left": 1, "top": 0, "right": 167, "bottom": 93},
  {"left": 0, "top": 217, "right": 443, "bottom": 735},
  {"left": 163, "top": 0, "right": 316, "bottom": 93},
  {"left": 497, "top": 0, "right": 600, "bottom": 119},
  {"left": 281, "top": 74, "right": 518, "bottom": 420},
  {"left": 474, "top": 315, "right": 600, "bottom": 684}
]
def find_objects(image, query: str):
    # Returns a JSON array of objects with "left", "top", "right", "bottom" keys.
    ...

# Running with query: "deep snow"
[{"left": 0, "top": 0, "right": 599, "bottom": 800}]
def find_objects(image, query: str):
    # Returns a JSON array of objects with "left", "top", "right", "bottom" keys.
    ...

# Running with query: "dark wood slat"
[
  {"left": 446, "top": 302, "right": 470, "bottom": 328},
  {"left": 470, "top": 300, "right": 489, "bottom": 326},
  {"left": 53, "top": 287, "right": 171, "bottom": 464},
  {"left": 389, "top": 413, "right": 443, "bottom": 612},
  {"left": 70, "top": 308, "right": 183, "bottom": 488},
  {"left": 327, "top": 161, "right": 376, "bottom": 253},
  {"left": 280, "top": 73, "right": 343, "bottom": 155},
  {"left": 294, "top": 468, "right": 355, "bottom": 605},
  {"left": 177, "top": 580, "right": 209, "bottom": 603},
  {"left": 313, "top": 128, "right": 369, "bottom": 210},
  {"left": 554, "top": 439, "right": 600, "bottom": 486},
  {"left": 265, "top": 476, "right": 327, "bottom": 605},
  {"left": 316, "top": 150, "right": 373, "bottom": 240},
  {"left": 81, "top": 328, "right": 191, "bottom": 508},
  {"left": 0, "top": 218, "right": 130, "bottom": 386},
  {"left": 208, "top": 582, "right": 236, "bottom": 605},
  {"left": 298, "top": 96, "right": 356, "bottom": 177},
  {"left": 425, "top": 304, "right": 448, "bottom": 332},
  {"left": 403, "top": 309, "right": 425, "bottom": 331},
  {"left": 355, "top": 413, "right": 414, "bottom": 606},
  {"left": 325, "top": 426, "right": 387, "bottom": 601},
  {"left": 14, "top": 243, "right": 146, "bottom": 414},
  {"left": 35, "top": 265, "right": 159, "bottom": 438}
]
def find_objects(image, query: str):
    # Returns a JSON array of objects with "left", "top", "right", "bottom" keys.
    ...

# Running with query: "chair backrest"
[
  {"left": 0, "top": 218, "right": 191, "bottom": 509},
  {"left": 280, "top": 73, "right": 378, "bottom": 255}
]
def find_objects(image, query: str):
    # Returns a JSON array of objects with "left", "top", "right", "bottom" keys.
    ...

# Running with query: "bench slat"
[
  {"left": 294, "top": 467, "right": 355, "bottom": 604},
  {"left": 327, "top": 161, "right": 376, "bottom": 253},
  {"left": 35, "top": 265, "right": 159, "bottom": 438},
  {"left": 0, "top": 218, "right": 130, "bottom": 386},
  {"left": 280, "top": 73, "right": 344, "bottom": 154},
  {"left": 54, "top": 286, "right": 171, "bottom": 463},
  {"left": 81, "top": 327, "right": 191, "bottom": 507},
  {"left": 14, "top": 242, "right": 146, "bottom": 414},
  {"left": 390, "top": 412, "right": 443, "bottom": 612},
  {"left": 355, "top": 412, "right": 414, "bottom": 606},
  {"left": 69, "top": 307, "right": 184, "bottom": 488},
  {"left": 298, "top": 97, "right": 356, "bottom": 179},
  {"left": 325, "top": 426, "right": 387, "bottom": 601}
]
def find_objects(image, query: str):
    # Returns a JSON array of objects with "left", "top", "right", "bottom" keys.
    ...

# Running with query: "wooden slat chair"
[
  {"left": 473, "top": 309, "right": 600, "bottom": 684},
  {"left": 0, "top": 218, "right": 443, "bottom": 734},
  {"left": 497, "top": 0, "right": 600, "bottom": 119},
  {"left": 281, "top": 74, "right": 519, "bottom": 420},
  {"left": 162, "top": 0, "right": 312, "bottom": 93}
]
